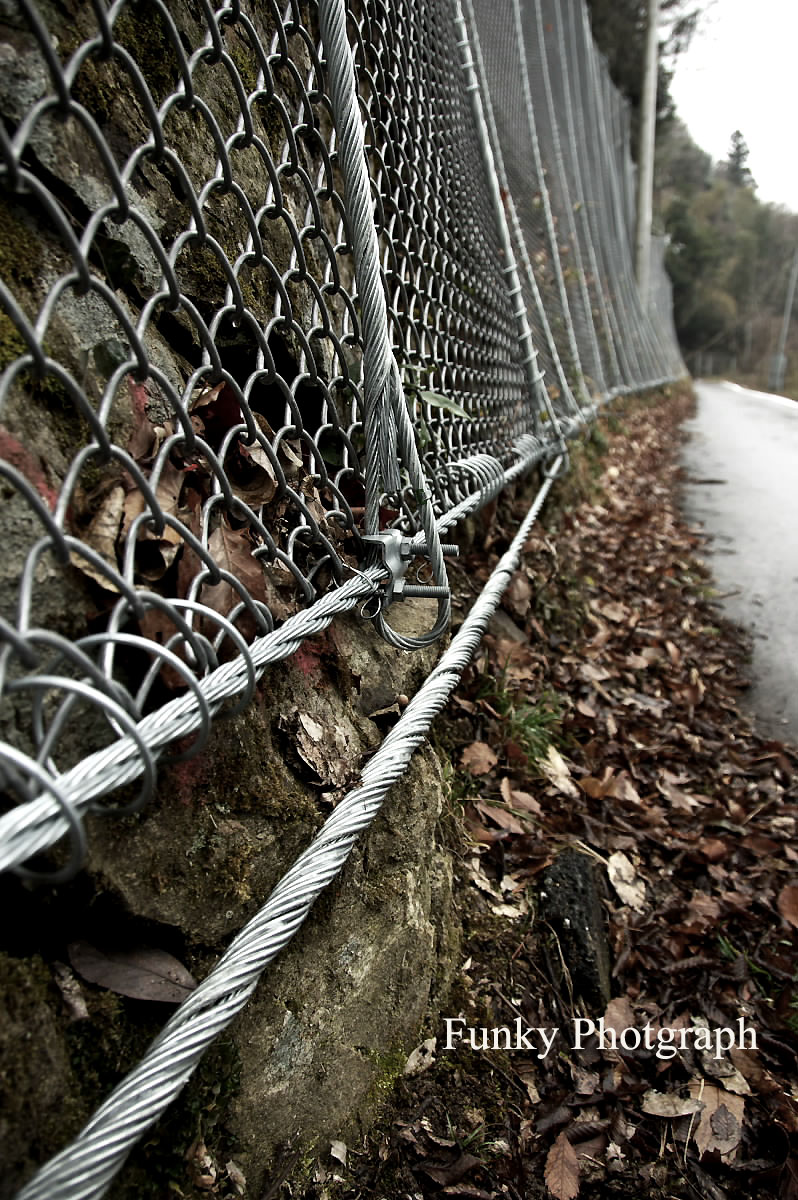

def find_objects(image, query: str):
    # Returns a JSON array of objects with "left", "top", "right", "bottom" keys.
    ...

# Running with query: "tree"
[
  {"left": 583, "top": 0, "right": 701, "bottom": 146},
  {"left": 655, "top": 117, "right": 711, "bottom": 201},
  {"left": 724, "top": 130, "right": 755, "bottom": 188}
]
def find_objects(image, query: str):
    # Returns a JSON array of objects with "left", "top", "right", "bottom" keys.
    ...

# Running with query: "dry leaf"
[
  {"left": 544, "top": 1128, "right": 580, "bottom": 1200},
  {"left": 571, "top": 1066, "right": 600, "bottom": 1096},
  {"left": 52, "top": 962, "right": 89, "bottom": 1022},
  {"left": 189, "top": 382, "right": 243, "bottom": 447},
  {"left": 420, "top": 1152, "right": 481, "bottom": 1186},
  {"left": 777, "top": 884, "right": 798, "bottom": 928},
  {"left": 591, "top": 598, "right": 629, "bottom": 623},
  {"left": 70, "top": 486, "right": 125, "bottom": 591},
  {"left": 127, "top": 381, "right": 157, "bottom": 460},
  {"left": 710, "top": 1104, "right": 739, "bottom": 1140},
  {"left": 490, "top": 900, "right": 529, "bottom": 919},
  {"left": 200, "top": 520, "right": 267, "bottom": 617},
  {"left": 68, "top": 941, "right": 197, "bottom": 1003},
  {"left": 466, "top": 855, "right": 503, "bottom": 899},
  {"left": 404, "top": 1038, "right": 437, "bottom": 1076},
  {"left": 229, "top": 439, "right": 278, "bottom": 507},
  {"left": 688, "top": 1081, "right": 744, "bottom": 1160},
  {"left": 539, "top": 746, "right": 579, "bottom": 798},
  {"left": 602, "top": 996, "right": 636, "bottom": 1039},
  {"left": 517, "top": 1064, "right": 541, "bottom": 1104},
  {"left": 153, "top": 459, "right": 185, "bottom": 517},
  {"left": 641, "top": 1089, "right": 704, "bottom": 1118},
  {"left": 461, "top": 741, "right": 498, "bottom": 776},
  {"left": 186, "top": 1137, "right": 216, "bottom": 1189},
  {"left": 474, "top": 800, "right": 527, "bottom": 835},
  {"left": 607, "top": 851, "right": 646, "bottom": 912},
  {"left": 607, "top": 771, "right": 641, "bottom": 806},
  {"left": 330, "top": 1140, "right": 347, "bottom": 1166},
  {"left": 682, "top": 891, "right": 722, "bottom": 932},
  {"left": 225, "top": 1160, "right": 247, "bottom": 1195},
  {"left": 282, "top": 708, "right": 352, "bottom": 789},
  {"left": 504, "top": 570, "right": 532, "bottom": 619},
  {"left": 579, "top": 769, "right": 616, "bottom": 799},
  {"left": 500, "top": 776, "right": 543, "bottom": 816}
]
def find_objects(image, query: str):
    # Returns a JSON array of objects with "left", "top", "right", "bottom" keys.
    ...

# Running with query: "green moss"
[
  {"left": 0, "top": 199, "right": 45, "bottom": 373},
  {"left": 114, "top": 4, "right": 180, "bottom": 106},
  {"left": 181, "top": 243, "right": 231, "bottom": 311},
  {"left": 195, "top": 714, "right": 318, "bottom": 825},
  {"left": 0, "top": 308, "right": 27, "bottom": 369},
  {"left": 0, "top": 953, "right": 87, "bottom": 1189},
  {"left": 226, "top": 28, "right": 260, "bottom": 94},
  {"left": 366, "top": 1046, "right": 408, "bottom": 1102},
  {"left": 69, "top": 54, "right": 120, "bottom": 127},
  {"left": 28, "top": 369, "right": 95, "bottom": 465}
]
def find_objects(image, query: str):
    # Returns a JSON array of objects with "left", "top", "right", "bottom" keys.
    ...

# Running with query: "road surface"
[{"left": 681, "top": 380, "right": 798, "bottom": 745}]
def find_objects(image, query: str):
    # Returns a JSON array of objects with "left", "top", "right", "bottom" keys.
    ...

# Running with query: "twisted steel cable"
[
  {"left": 15, "top": 454, "right": 561, "bottom": 1200},
  {"left": 318, "top": 0, "right": 451, "bottom": 650},
  {"left": 0, "top": 438, "right": 541, "bottom": 879},
  {"left": 0, "top": 0, "right": 689, "bottom": 1192},
  {"left": 454, "top": 0, "right": 555, "bottom": 443}
]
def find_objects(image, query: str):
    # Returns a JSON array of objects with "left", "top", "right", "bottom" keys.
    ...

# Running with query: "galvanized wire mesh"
[
  {"left": 0, "top": 0, "right": 682, "bottom": 880},
  {"left": 1, "top": 0, "right": 686, "bottom": 1195}
]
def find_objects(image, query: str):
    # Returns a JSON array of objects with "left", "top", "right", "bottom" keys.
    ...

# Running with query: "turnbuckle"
[{"left": 361, "top": 529, "right": 459, "bottom": 607}]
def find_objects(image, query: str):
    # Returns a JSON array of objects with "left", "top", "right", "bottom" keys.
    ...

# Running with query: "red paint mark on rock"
[
  {"left": 293, "top": 639, "right": 325, "bottom": 678},
  {"left": 0, "top": 425, "right": 57, "bottom": 510},
  {"left": 127, "top": 376, "right": 150, "bottom": 418},
  {"left": 168, "top": 747, "right": 209, "bottom": 806}
]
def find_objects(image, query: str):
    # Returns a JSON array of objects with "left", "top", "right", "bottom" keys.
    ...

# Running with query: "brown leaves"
[
  {"left": 66, "top": 376, "right": 325, "bottom": 660},
  {"left": 641, "top": 1090, "right": 703, "bottom": 1119},
  {"left": 688, "top": 1082, "right": 745, "bottom": 1160},
  {"left": 538, "top": 746, "right": 579, "bottom": 798},
  {"left": 200, "top": 521, "right": 268, "bottom": 617},
  {"left": 68, "top": 941, "right": 197, "bottom": 1003},
  {"left": 777, "top": 884, "right": 798, "bottom": 928},
  {"left": 544, "top": 1129, "right": 580, "bottom": 1200},
  {"left": 70, "top": 485, "right": 126, "bottom": 591},
  {"left": 606, "top": 851, "right": 646, "bottom": 912},
  {"left": 460, "top": 741, "right": 498, "bottom": 776},
  {"left": 347, "top": 387, "right": 798, "bottom": 1200},
  {"left": 503, "top": 570, "right": 532, "bottom": 620}
]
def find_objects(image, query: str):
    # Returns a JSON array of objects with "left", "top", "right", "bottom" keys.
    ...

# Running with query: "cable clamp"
[
  {"left": 361, "top": 530, "right": 459, "bottom": 607},
  {"left": 543, "top": 438, "right": 570, "bottom": 480}
]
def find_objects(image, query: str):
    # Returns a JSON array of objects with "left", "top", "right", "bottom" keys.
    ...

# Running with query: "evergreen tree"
[{"left": 725, "top": 130, "right": 755, "bottom": 188}]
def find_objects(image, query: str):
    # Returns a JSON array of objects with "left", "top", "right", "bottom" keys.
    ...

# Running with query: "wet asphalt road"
[{"left": 681, "top": 380, "right": 798, "bottom": 744}]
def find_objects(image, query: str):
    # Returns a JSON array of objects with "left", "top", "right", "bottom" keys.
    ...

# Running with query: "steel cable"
[
  {"left": 15, "top": 456, "right": 561, "bottom": 1200},
  {"left": 0, "top": 437, "right": 544, "bottom": 879}
]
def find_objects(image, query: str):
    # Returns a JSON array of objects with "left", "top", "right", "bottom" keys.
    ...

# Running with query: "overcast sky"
[{"left": 668, "top": 0, "right": 798, "bottom": 213}]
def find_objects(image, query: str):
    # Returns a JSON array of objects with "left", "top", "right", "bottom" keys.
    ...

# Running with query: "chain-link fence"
[
  {"left": 1, "top": 0, "right": 684, "bottom": 1192},
  {"left": 0, "top": 0, "right": 683, "bottom": 884}
]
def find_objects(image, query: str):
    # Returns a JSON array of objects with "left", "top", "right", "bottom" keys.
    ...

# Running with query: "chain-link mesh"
[
  {"left": 0, "top": 0, "right": 682, "bottom": 881},
  {"left": 1, "top": 0, "right": 686, "bottom": 1194}
]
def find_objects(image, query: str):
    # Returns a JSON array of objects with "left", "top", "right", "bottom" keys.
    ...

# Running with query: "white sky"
[{"left": 668, "top": 0, "right": 798, "bottom": 212}]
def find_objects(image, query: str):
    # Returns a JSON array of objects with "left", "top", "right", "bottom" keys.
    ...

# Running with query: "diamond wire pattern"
[
  {"left": 469, "top": 0, "right": 584, "bottom": 410},
  {"left": 0, "top": 0, "right": 536, "bottom": 855}
]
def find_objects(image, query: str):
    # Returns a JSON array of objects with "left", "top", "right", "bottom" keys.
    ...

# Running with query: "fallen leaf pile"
[
  {"left": 70, "top": 378, "right": 359, "bottom": 655},
  {"left": 295, "top": 385, "right": 798, "bottom": 1200}
]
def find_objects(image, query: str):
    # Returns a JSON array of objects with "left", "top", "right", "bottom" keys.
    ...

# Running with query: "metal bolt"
[
  {"left": 402, "top": 584, "right": 450, "bottom": 598},
  {"left": 409, "top": 542, "right": 460, "bottom": 557}
]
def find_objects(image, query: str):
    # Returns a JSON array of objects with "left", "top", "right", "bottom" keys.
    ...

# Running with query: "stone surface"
[
  {"left": 0, "top": 604, "right": 459, "bottom": 1198},
  {"left": 0, "top": 3, "right": 463, "bottom": 1193},
  {"left": 541, "top": 847, "right": 612, "bottom": 1012}
]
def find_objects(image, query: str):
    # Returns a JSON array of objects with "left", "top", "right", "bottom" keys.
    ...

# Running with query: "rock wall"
[
  {"left": 0, "top": 2, "right": 466, "bottom": 1193},
  {"left": 0, "top": 603, "right": 459, "bottom": 1197}
]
